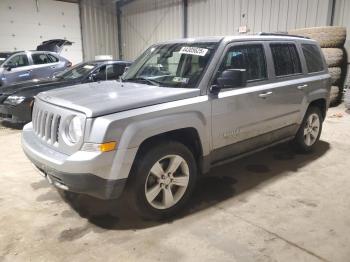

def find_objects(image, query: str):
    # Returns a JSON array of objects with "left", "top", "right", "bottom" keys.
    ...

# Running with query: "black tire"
[
  {"left": 292, "top": 106, "right": 323, "bottom": 153},
  {"left": 322, "top": 48, "right": 344, "bottom": 67},
  {"left": 126, "top": 141, "right": 198, "bottom": 220},
  {"left": 328, "top": 67, "right": 342, "bottom": 85},
  {"left": 330, "top": 85, "right": 343, "bottom": 107},
  {"left": 289, "top": 26, "right": 346, "bottom": 48}
]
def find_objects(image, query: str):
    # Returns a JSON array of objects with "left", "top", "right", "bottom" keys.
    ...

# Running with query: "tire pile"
[{"left": 289, "top": 26, "right": 347, "bottom": 106}]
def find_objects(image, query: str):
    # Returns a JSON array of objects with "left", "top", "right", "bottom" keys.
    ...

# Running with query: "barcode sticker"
[{"left": 179, "top": 47, "right": 209, "bottom": 56}]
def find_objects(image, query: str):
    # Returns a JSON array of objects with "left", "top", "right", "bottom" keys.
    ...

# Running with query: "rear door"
[
  {"left": 2, "top": 53, "right": 32, "bottom": 84},
  {"left": 30, "top": 52, "right": 59, "bottom": 79},
  {"left": 210, "top": 42, "right": 276, "bottom": 161},
  {"left": 264, "top": 42, "right": 306, "bottom": 130}
]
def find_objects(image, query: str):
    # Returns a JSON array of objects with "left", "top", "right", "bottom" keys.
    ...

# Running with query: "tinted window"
[
  {"left": 270, "top": 43, "right": 302, "bottom": 76},
  {"left": 57, "top": 63, "right": 96, "bottom": 80},
  {"left": 302, "top": 44, "right": 324, "bottom": 73},
  {"left": 32, "top": 53, "right": 50, "bottom": 65},
  {"left": 94, "top": 65, "right": 107, "bottom": 81},
  {"left": 47, "top": 54, "right": 59, "bottom": 63},
  {"left": 6, "top": 54, "right": 29, "bottom": 68},
  {"left": 106, "top": 64, "right": 126, "bottom": 80},
  {"left": 219, "top": 45, "right": 267, "bottom": 82}
]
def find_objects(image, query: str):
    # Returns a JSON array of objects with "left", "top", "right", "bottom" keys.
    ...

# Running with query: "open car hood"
[{"left": 36, "top": 39, "right": 73, "bottom": 54}]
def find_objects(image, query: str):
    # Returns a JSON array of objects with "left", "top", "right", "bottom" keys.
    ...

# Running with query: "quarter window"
[
  {"left": 219, "top": 45, "right": 267, "bottom": 82},
  {"left": 302, "top": 44, "right": 324, "bottom": 73},
  {"left": 6, "top": 54, "right": 29, "bottom": 68},
  {"left": 270, "top": 43, "right": 302, "bottom": 76},
  {"left": 47, "top": 54, "right": 59, "bottom": 63}
]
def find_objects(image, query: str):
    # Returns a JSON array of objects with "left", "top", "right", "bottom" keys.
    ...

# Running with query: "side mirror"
[
  {"left": 4, "top": 64, "right": 13, "bottom": 71},
  {"left": 88, "top": 73, "right": 98, "bottom": 82},
  {"left": 211, "top": 69, "right": 247, "bottom": 95}
]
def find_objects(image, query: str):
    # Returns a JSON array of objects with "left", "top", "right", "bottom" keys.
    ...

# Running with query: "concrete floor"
[{"left": 0, "top": 105, "right": 349, "bottom": 262}]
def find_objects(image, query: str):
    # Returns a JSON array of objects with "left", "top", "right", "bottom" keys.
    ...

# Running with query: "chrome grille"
[{"left": 32, "top": 104, "right": 61, "bottom": 145}]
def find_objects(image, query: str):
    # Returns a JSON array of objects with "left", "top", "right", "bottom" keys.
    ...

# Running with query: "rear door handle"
[
  {"left": 297, "top": 84, "right": 308, "bottom": 90},
  {"left": 50, "top": 66, "right": 56, "bottom": 69},
  {"left": 258, "top": 91, "right": 273, "bottom": 98}
]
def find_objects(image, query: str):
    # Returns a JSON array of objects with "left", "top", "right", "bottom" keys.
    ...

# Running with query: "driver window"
[
  {"left": 217, "top": 44, "right": 267, "bottom": 82},
  {"left": 94, "top": 65, "right": 107, "bottom": 81},
  {"left": 6, "top": 54, "right": 29, "bottom": 68}
]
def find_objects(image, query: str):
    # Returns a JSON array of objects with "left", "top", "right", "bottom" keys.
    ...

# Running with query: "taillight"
[{"left": 67, "top": 61, "right": 72, "bottom": 67}]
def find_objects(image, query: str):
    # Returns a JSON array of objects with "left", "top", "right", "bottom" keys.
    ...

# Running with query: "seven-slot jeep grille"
[{"left": 32, "top": 105, "right": 61, "bottom": 145}]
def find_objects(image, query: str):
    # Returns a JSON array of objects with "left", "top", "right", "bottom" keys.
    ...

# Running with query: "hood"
[
  {"left": 36, "top": 39, "right": 73, "bottom": 54},
  {"left": 0, "top": 78, "right": 68, "bottom": 96},
  {"left": 37, "top": 81, "right": 200, "bottom": 117}
]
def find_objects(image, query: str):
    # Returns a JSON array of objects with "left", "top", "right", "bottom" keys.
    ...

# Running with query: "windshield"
[
  {"left": 122, "top": 42, "right": 218, "bottom": 88},
  {"left": 56, "top": 63, "right": 96, "bottom": 80}
]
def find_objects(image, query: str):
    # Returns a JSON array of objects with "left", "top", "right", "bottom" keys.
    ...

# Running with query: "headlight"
[
  {"left": 4, "top": 95, "right": 26, "bottom": 105},
  {"left": 66, "top": 116, "right": 83, "bottom": 144}
]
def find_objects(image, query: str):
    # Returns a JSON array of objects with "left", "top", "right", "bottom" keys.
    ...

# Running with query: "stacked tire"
[{"left": 289, "top": 26, "right": 347, "bottom": 106}]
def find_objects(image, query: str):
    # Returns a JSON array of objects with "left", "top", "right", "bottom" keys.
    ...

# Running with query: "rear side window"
[
  {"left": 302, "top": 44, "right": 324, "bottom": 73},
  {"left": 47, "top": 54, "right": 59, "bottom": 63},
  {"left": 219, "top": 44, "right": 267, "bottom": 81},
  {"left": 270, "top": 43, "right": 302, "bottom": 76},
  {"left": 106, "top": 64, "right": 127, "bottom": 80},
  {"left": 32, "top": 53, "right": 50, "bottom": 65}
]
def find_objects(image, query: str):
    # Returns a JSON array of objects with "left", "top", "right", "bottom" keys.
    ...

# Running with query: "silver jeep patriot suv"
[{"left": 22, "top": 34, "right": 331, "bottom": 219}]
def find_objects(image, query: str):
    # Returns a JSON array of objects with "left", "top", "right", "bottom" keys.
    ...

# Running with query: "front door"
[
  {"left": 210, "top": 43, "right": 276, "bottom": 162},
  {"left": 2, "top": 53, "right": 32, "bottom": 84}
]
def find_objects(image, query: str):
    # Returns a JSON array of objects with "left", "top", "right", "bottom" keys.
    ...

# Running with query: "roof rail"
[{"left": 258, "top": 32, "right": 310, "bottom": 39}]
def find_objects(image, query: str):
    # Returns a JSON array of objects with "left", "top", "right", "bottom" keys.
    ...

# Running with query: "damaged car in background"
[
  {"left": 0, "top": 39, "right": 73, "bottom": 87},
  {"left": 0, "top": 60, "right": 131, "bottom": 125}
]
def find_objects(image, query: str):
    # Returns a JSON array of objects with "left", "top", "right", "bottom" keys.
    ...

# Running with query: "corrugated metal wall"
[
  {"left": 120, "top": 0, "right": 183, "bottom": 60},
  {"left": 80, "top": 0, "right": 118, "bottom": 61},
  {"left": 187, "top": 0, "right": 333, "bottom": 37},
  {"left": 119, "top": 0, "right": 334, "bottom": 60}
]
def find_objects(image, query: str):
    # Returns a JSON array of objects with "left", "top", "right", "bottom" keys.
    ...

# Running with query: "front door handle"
[
  {"left": 50, "top": 66, "right": 56, "bottom": 69},
  {"left": 258, "top": 91, "right": 273, "bottom": 98},
  {"left": 297, "top": 84, "right": 308, "bottom": 90}
]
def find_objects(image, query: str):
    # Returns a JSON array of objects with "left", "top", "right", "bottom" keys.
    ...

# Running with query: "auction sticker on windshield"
[
  {"left": 83, "top": 65, "right": 95, "bottom": 69},
  {"left": 179, "top": 47, "right": 208, "bottom": 56}
]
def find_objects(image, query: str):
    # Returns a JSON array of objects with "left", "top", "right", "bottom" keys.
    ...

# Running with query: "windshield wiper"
[{"left": 124, "top": 77, "right": 160, "bottom": 86}]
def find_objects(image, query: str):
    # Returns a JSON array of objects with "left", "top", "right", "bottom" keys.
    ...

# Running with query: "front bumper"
[
  {"left": 31, "top": 163, "right": 127, "bottom": 199},
  {"left": 22, "top": 123, "right": 131, "bottom": 199},
  {"left": 0, "top": 102, "right": 31, "bottom": 124}
]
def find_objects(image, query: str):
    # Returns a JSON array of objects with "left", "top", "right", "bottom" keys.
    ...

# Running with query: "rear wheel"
[
  {"left": 126, "top": 141, "right": 198, "bottom": 220},
  {"left": 293, "top": 106, "right": 323, "bottom": 152}
]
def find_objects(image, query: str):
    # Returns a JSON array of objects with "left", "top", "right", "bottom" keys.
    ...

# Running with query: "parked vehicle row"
[
  {"left": 0, "top": 60, "right": 130, "bottom": 124},
  {"left": 21, "top": 34, "right": 331, "bottom": 219}
]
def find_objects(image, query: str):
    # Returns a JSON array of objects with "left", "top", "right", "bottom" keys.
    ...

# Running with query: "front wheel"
[
  {"left": 126, "top": 141, "right": 198, "bottom": 220},
  {"left": 292, "top": 106, "right": 323, "bottom": 152}
]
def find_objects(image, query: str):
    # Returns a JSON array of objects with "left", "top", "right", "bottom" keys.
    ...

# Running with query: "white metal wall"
[
  {"left": 80, "top": 0, "right": 119, "bottom": 61},
  {"left": 187, "top": 0, "right": 333, "bottom": 37},
  {"left": 0, "top": 0, "right": 83, "bottom": 64},
  {"left": 120, "top": 0, "right": 183, "bottom": 60}
]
